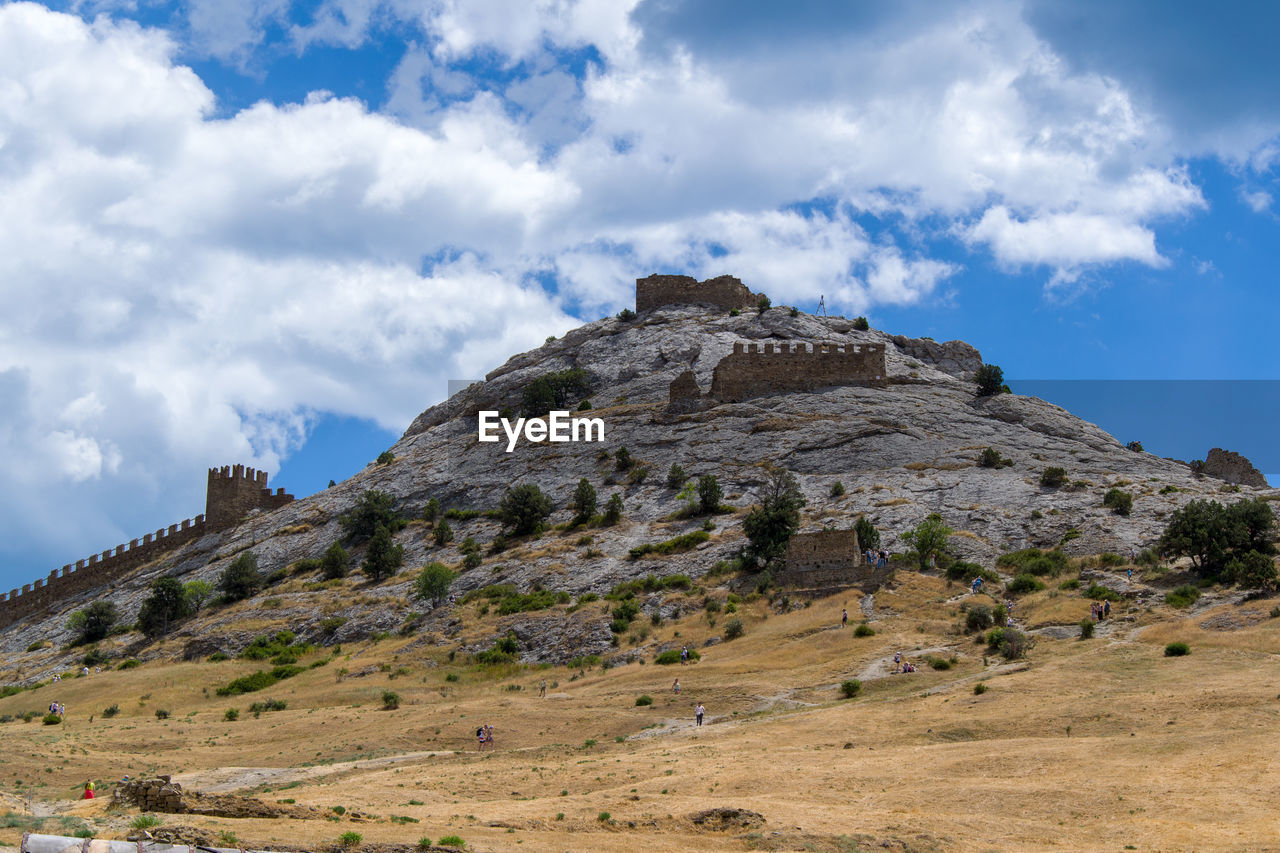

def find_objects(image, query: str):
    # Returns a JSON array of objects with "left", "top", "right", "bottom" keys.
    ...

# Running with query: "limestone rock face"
[
  {"left": 2, "top": 303, "right": 1276, "bottom": 668},
  {"left": 1201, "top": 447, "right": 1269, "bottom": 488}
]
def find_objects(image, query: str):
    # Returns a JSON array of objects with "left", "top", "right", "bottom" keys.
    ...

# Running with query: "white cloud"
[
  {"left": 0, "top": 0, "right": 1251, "bottom": 576},
  {"left": 1240, "top": 188, "right": 1273, "bottom": 213}
]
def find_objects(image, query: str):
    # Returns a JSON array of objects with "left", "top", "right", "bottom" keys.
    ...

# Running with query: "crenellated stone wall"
[
  {"left": 0, "top": 464, "right": 295, "bottom": 629},
  {"left": 709, "top": 340, "right": 887, "bottom": 402}
]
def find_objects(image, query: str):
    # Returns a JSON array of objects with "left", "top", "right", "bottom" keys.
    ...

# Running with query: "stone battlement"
[
  {"left": 636, "top": 274, "right": 761, "bottom": 313},
  {"left": 0, "top": 464, "right": 295, "bottom": 630},
  {"left": 711, "top": 341, "right": 887, "bottom": 402}
]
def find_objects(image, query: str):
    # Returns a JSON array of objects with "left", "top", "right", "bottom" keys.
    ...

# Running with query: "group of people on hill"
[
  {"left": 476, "top": 724, "right": 497, "bottom": 751},
  {"left": 865, "top": 548, "right": 889, "bottom": 568},
  {"left": 48, "top": 701, "right": 65, "bottom": 716},
  {"left": 1090, "top": 600, "right": 1111, "bottom": 620}
]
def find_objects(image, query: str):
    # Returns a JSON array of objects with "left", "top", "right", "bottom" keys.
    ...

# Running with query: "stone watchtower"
[
  {"left": 205, "top": 464, "right": 295, "bottom": 529},
  {"left": 635, "top": 274, "right": 761, "bottom": 313}
]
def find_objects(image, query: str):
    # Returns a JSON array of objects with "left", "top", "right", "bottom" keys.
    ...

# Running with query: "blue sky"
[{"left": 0, "top": 0, "right": 1277, "bottom": 594}]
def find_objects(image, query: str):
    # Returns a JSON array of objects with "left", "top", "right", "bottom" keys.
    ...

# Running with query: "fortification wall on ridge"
[
  {"left": 709, "top": 341, "right": 887, "bottom": 402},
  {"left": 0, "top": 464, "right": 295, "bottom": 630},
  {"left": 636, "top": 274, "right": 759, "bottom": 313}
]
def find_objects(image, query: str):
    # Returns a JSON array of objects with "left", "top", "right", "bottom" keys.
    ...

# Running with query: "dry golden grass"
[{"left": 5, "top": 577, "right": 1280, "bottom": 851}]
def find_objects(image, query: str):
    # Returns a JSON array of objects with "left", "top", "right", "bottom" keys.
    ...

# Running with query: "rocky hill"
[{"left": 1, "top": 300, "right": 1274, "bottom": 676}]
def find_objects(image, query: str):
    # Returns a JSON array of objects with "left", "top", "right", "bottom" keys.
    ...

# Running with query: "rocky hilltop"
[{"left": 1, "top": 295, "right": 1274, "bottom": 672}]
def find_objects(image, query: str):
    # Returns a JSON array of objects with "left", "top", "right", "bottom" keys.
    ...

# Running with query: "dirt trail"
[{"left": 173, "top": 751, "right": 451, "bottom": 793}]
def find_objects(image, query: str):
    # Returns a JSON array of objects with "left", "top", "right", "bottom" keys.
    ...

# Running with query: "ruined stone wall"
[
  {"left": 636, "top": 274, "right": 759, "bottom": 313},
  {"left": 0, "top": 514, "right": 208, "bottom": 630},
  {"left": 205, "top": 464, "right": 295, "bottom": 529},
  {"left": 667, "top": 370, "right": 703, "bottom": 414},
  {"left": 0, "top": 464, "right": 295, "bottom": 630},
  {"left": 709, "top": 341, "right": 887, "bottom": 402},
  {"left": 777, "top": 529, "right": 894, "bottom": 592}
]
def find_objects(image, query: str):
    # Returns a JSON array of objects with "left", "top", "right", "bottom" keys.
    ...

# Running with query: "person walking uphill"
[
  {"left": 695, "top": 703, "right": 705, "bottom": 726},
  {"left": 841, "top": 608, "right": 848, "bottom": 629}
]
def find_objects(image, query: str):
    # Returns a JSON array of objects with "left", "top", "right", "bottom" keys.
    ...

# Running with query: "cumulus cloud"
[{"left": 0, "top": 0, "right": 1260, "bottom": 577}]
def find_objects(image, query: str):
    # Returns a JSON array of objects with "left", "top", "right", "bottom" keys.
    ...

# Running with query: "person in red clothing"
[{"left": 82, "top": 781, "right": 94, "bottom": 800}]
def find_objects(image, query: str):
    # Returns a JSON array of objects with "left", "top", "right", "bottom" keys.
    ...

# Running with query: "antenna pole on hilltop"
[{"left": 818, "top": 295, "right": 827, "bottom": 317}]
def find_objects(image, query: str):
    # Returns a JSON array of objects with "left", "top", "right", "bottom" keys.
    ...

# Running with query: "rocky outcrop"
[
  {"left": 1200, "top": 447, "right": 1269, "bottom": 488},
  {"left": 891, "top": 335, "right": 983, "bottom": 379}
]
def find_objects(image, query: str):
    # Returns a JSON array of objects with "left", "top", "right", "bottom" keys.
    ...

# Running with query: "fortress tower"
[
  {"left": 635, "top": 274, "right": 761, "bottom": 313},
  {"left": 206, "top": 464, "right": 295, "bottom": 529}
]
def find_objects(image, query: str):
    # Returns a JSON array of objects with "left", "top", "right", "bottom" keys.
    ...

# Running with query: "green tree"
[
  {"left": 741, "top": 469, "right": 806, "bottom": 565},
  {"left": 137, "top": 577, "right": 192, "bottom": 638},
  {"left": 1223, "top": 550, "right": 1277, "bottom": 589},
  {"left": 852, "top": 316, "right": 870, "bottom": 331},
  {"left": 974, "top": 363, "right": 1006, "bottom": 397},
  {"left": 1103, "top": 488, "right": 1133, "bottom": 516},
  {"left": 413, "top": 562, "right": 458, "bottom": 606},
  {"left": 362, "top": 525, "right": 404, "bottom": 582},
  {"left": 570, "top": 478, "right": 597, "bottom": 525},
  {"left": 901, "top": 513, "right": 954, "bottom": 571},
  {"left": 666, "top": 463, "right": 688, "bottom": 489},
  {"left": 422, "top": 498, "right": 441, "bottom": 523},
  {"left": 67, "top": 600, "right": 119, "bottom": 644},
  {"left": 320, "top": 542, "right": 349, "bottom": 580},
  {"left": 184, "top": 580, "right": 214, "bottom": 613},
  {"left": 376, "top": 450, "right": 395, "bottom": 465},
  {"left": 697, "top": 474, "right": 723, "bottom": 515},
  {"left": 521, "top": 367, "right": 591, "bottom": 417},
  {"left": 756, "top": 294, "right": 772, "bottom": 314},
  {"left": 614, "top": 446, "right": 633, "bottom": 471},
  {"left": 1160, "top": 497, "right": 1276, "bottom": 577},
  {"left": 340, "top": 490, "right": 404, "bottom": 544},
  {"left": 855, "top": 516, "right": 880, "bottom": 552},
  {"left": 433, "top": 518, "right": 454, "bottom": 547},
  {"left": 218, "top": 552, "right": 262, "bottom": 603},
  {"left": 602, "top": 493, "right": 624, "bottom": 525},
  {"left": 499, "top": 484, "right": 553, "bottom": 535}
]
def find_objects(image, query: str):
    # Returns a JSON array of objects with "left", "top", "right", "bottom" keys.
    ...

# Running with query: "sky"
[{"left": 0, "top": 0, "right": 1277, "bottom": 594}]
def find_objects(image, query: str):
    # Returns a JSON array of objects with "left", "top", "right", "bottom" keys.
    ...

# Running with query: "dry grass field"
[{"left": 4, "top": 570, "right": 1280, "bottom": 852}]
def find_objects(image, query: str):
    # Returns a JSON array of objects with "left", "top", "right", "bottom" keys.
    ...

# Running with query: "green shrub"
[
  {"left": 997, "top": 548, "right": 1069, "bottom": 577},
  {"left": 655, "top": 649, "right": 700, "bottom": 665},
  {"left": 635, "top": 695, "right": 653, "bottom": 706},
  {"left": 340, "top": 489, "right": 405, "bottom": 543},
  {"left": 1165, "top": 585, "right": 1201, "bottom": 608},
  {"left": 436, "top": 836, "right": 466, "bottom": 849},
  {"left": 376, "top": 450, "right": 395, "bottom": 465},
  {"left": 855, "top": 516, "right": 880, "bottom": 551},
  {"left": 666, "top": 463, "right": 688, "bottom": 488},
  {"left": 1059, "top": 578, "right": 1080, "bottom": 590},
  {"left": 853, "top": 622, "right": 875, "bottom": 637},
  {"left": 321, "top": 542, "right": 350, "bottom": 580},
  {"left": 102, "top": 703, "right": 120, "bottom": 718},
  {"left": 975, "top": 363, "right": 1006, "bottom": 397},
  {"left": 839, "top": 679, "right": 862, "bottom": 699},
  {"left": 522, "top": 367, "right": 590, "bottom": 416},
  {"left": 628, "top": 529, "right": 710, "bottom": 559},
  {"left": 1223, "top": 550, "right": 1278, "bottom": 589},
  {"left": 830, "top": 481, "right": 845, "bottom": 497},
  {"left": 1103, "top": 488, "right": 1134, "bottom": 516},
  {"left": 852, "top": 316, "right": 869, "bottom": 331},
  {"left": 991, "top": 627, "right": 1033, "bottom": 659},
  {"left": 1039, "top": 467, "right": 1068, "bottom": 488},
  {"left": 973, "top": 682, "right": 987, "bottom": 695},
  {"left": 1085, "top": 584, "right": 1123, "bottom": 603},
  {"left": 979, "top": 447, "right": 1012, "bottom": 468},
  {"left": 1079, "top": 618, "right": 1095, "bottom": 639},
  {"left": 42, "top": 713, "right": 62, "bottom": 725},
  {"left": 964, "top": 605, "right": 994, "bottom": 633},
  {"left": 946, "top": 561, "right": 999, "bottom": 583},
  {"left": 153, "top": 709, "right": 170, "bottom": 720},
  {"left": 131, "top": 815, "right": 162, "bottom": 830},
  {"left": 433, "top": 519, "right": 454, "bottom": 547},
  {"left": 498, "top": 484, "right": 554, "bottom": 535},
  {"left": 247, "top": 699, "right": 287, "bottom": 715},
  {"left": 224, "top": 708, "right": 239, "bottom": 721},
  {"left": 381, "top": 690, "right": 400, "bottom": 710},
  {"left": 1164, "top": 642, "right": 1190, "bottom": 657},
  {"left": 723, "top": 618, "right": 744, "bottom": 640},
  {"left": 1007, "top": 574, "right": 1045, "bottom": 594},
  {"left": 338, "top": 831, "right": 363, "bottom": 847},
  {"left": 474, "top": 633, "right": 520, "bottom": 665}
]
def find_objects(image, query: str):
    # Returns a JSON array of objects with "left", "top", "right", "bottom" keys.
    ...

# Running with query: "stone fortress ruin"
[
  {"left": 0, "top": 465, "right": 294, "bottom": 629},
  {"left": 639, "top": 273, "right": 888, "bottom": 409},
  {"left": 636, "top": 273, "right": 762, "bottom": 313}
]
